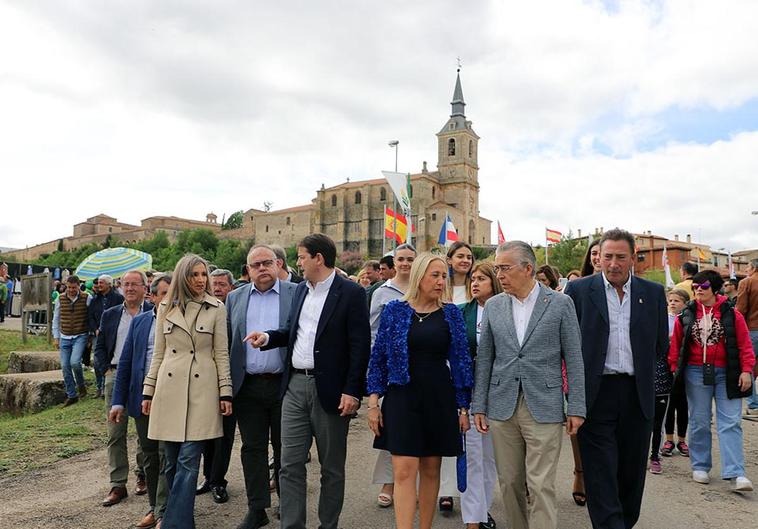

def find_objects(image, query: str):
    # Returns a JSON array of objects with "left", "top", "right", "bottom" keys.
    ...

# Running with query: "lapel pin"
[
  {"left": 639, "top": 298, "right": 643, "bottom": 304},
  {"left": 543, "top": 298, "right": 548, "bottom": 303}
]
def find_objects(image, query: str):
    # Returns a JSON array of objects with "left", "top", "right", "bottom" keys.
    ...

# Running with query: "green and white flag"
[{"left": 381, "top": 171, "right": 411, "bottom": 212}]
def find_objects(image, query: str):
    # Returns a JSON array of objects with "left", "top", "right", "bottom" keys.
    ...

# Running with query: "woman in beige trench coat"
[{"left": 142, "top": 254, "right": 233, "bottom": 529}]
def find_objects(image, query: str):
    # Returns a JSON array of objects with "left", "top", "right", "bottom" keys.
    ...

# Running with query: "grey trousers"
[
  {"left": 105, "top": 370, "right": 144, "bottom": 487},
  {"left": 279, "top": 373, "right": 350, "bottom": 529}
]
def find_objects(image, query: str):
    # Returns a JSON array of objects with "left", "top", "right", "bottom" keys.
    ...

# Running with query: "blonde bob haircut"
[
  {"left": 160, "top": 254, "right": 212, "bottom": 318},
  {"left": 401, "top": 252, "right": 448, "bottom": 308}
]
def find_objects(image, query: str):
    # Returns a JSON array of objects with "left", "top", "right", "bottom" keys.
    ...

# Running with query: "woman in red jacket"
[{"left": 669, "top": 270, "right": 755, "bottom": 492}]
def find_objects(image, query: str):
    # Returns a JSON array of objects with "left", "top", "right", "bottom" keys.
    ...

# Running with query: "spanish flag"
[
  {"left": 546, "top": 228, "right": 562, "bottom": 244},
  {"left": 385, "top": 206, "right": 409, "bottom": 243}
]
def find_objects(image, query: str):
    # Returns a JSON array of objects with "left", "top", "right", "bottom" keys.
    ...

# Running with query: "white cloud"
[{"left": 1, "top": 1, "right": 757, "bottom": 251}]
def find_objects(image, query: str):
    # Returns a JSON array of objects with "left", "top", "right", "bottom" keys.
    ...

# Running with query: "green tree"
[
  {"left": 542, "top": 232, "right": 587, "bottom": 275},
  {"left": 222, "top": 210, "right": 244, "bottom": 230},
  {"left": 214, "top": 239, "right": 249, "bottom": 272}
]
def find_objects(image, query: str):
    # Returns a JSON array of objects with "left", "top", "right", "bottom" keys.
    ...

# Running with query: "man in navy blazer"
[
  {"left": 223, "top": 246, "right": 297, "bottom": 529},
  {"left": 564, "top": 229, "right": 669, "bottom": 529},
  {"left": 94, "top": 270, "right": 153, "bottom": 508},
  {"left": 248, "top": 234, "right": 370, "bottom": 529},
  {"left": 110, "top": 274, "right": 170, "bottom": 529}
]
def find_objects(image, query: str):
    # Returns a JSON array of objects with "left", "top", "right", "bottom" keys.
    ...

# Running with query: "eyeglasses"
[
  {"left": 692, "top": 281, "right": 711, "bottom": 290},
  {"left": 493, "top": 264, "right": 521, "bottom": 274},
  {"left": 248, "top": 260, "right": 275, "bottom": 269}
]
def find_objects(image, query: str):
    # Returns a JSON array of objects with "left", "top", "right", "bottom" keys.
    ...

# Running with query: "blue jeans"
[
  {"left": 685, "top": 366, "right": 745, "bottom": 479},
  {"left": 59, "top": 334, "right": 87, "bottom": 398},
  {"left": 746, "top": 330, "right": 758, "bottom": 410},
  {"left": 162, "top": 440, "right": 204, "bottom": 529}
]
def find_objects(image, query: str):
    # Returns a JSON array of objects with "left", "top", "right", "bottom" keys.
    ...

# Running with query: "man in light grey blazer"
[
  {"left": 226, "top": 244, "right": 297, "bottom": 529},
  {"left": 471, "top": 241, "right": 586, "bottom": 529}
]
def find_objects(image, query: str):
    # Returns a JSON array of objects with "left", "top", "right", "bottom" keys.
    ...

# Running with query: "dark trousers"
[
  {"left": 201, "top": 413, "right": 237, "bottom": 487},
  {"left": 578, "top": 375, "right": 653, "bottom": 529},
  {"left": 664, "top": 378, "right": 688, "bottom": 437},
  {"left": 234, "top": 373, "right": 282, "bottom": 510},
  {"left": 0, "top": 301, "right": 5, "bottom": 322},
  {"left": 650, "top": 394, "right": 669, "bottom": 460}
]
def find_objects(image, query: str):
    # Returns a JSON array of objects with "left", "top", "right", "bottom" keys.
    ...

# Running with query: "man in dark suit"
[
  {"left": 109, "top": 274, "right": 170, "bottom": 529},
  {"left": 248, "top": 234, "right": 370, "bottom": 529},
  {"left": 89, "top": 274, "right": 125, "bottom": 398},
  {"left": 94, "top": 270, "right": 153, "bottom": 508},
  {"left": 223, "top": 247, "right": 297, "bottom": 529},
  {"left": 564, "top": 228, "right": 669, "bottom": 529}
]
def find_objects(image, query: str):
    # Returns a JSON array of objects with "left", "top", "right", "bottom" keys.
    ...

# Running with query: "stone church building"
[{"left": 239, "top": 71, "right": 491, "bottom": 255}]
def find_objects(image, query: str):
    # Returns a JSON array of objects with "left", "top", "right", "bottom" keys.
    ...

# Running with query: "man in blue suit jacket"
[
  {"left": 224, "top": 246, "right": 297, "bottom": 529},
  {"left": 94, "top": 270, "right": 153, "bottom": 508},
  {"left": 564, "top": 229, "right": 669, "bottom": 529},
  {"left": 248, "top": 234, "right": 370, "bottom": 529},
  {"left": 110, "top": 274, "right": 170, "bottom": 529}
]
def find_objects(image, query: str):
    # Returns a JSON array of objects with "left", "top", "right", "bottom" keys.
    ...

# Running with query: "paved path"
[{"left": 0, "top": 404, "right": 756, "bottom": 528}]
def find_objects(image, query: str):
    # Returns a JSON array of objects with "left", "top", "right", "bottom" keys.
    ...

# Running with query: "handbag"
[{"left": 456, "top": 433, "right": 467, "bottom": 493}]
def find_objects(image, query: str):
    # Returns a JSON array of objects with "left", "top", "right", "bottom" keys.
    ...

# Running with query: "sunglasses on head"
[{"left": 692, "top": 281, "right": 711, "bottom": 290}]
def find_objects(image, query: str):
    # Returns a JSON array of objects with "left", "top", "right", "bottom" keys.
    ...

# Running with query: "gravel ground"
[{"left": 1, "top": 405, "right": 756, "bottom": 528}]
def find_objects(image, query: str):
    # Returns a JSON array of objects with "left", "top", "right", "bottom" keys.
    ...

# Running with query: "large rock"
[
  {"left": 0, "top": 370, "right": 67, "bottom": 413},
  {"left": 6, "top": 351, "right": 61, "bottom": 374}
]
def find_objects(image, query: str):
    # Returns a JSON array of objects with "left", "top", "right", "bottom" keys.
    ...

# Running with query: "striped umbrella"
[{"left": 74, "top": 247, "right": 153, "bottom": 280}]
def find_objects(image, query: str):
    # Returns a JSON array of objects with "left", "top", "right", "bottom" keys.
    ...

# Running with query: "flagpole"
[
  {"left": 545, "top": 228, "right": 549, "bottom": 266},
  {"left": 382, "top": 205, "right": 386, "bottom": 256}
]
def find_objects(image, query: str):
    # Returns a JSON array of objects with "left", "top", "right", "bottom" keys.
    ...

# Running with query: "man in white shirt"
[
  {"left": 247, "top": 234, "right": 370, "bottom": 529},
  {"left": 471, "top": 241, "right": 585, "bottom": 529}
]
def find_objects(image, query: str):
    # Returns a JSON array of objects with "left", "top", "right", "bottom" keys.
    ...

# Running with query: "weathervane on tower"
[{"left": 456, "top": 56, "right": 462, "bottom": 72}]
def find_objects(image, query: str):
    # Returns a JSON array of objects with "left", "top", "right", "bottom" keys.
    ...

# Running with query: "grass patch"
[
  {"left": 0, "top": 380, "right": 108, "bottom": 477},
  {"left": 0, "top": 329, "right": 51, "bottom": 373}
]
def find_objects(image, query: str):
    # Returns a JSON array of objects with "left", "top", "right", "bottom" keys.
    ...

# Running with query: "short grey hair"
[
  {"left": 122, "top": 270, "right": 148, "bottom": 287},
  {"left": 247, "top": 244, "right": 277, "bottom": 262},
  {"left": 150, "top": 273, "right": 171, "bottom": 295},
  {"left": 496, "top": 241, "right": 537, "bottom": 277},
  {"left": 98, "top": 274, "right": 114, "bottom": 285},
  {"left": 269, "top": 244, "right": 287, "bottom": 262},
  {"left": 210, "top": 268, "right": 233, "bottom": 285},
  {"left": 750, "top": 258, "right": 758, "bottom": 270}
]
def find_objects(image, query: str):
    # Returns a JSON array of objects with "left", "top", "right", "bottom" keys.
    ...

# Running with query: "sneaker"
[
  {"left": 660, "top": 440, "right": 675, "bottom": 457},
  {"left": 731, "top": 476, "right": 753, "bottom": 492},
  {"left": 649, "top": 459, "right": 662, "bottom": 474},
  {"left": 676, "top": 441, "right": 689, "bottom": 457},
  {"left": 692, "top": 470, "right": 710, "bottom": 484}
]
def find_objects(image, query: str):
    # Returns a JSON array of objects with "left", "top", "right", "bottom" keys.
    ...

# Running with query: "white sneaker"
[
  {"left": 732, "top": 476, "right": 753, "bottom": 492},
  {"left": 692, "top": 470, "right": 710, "bottom": 484}
]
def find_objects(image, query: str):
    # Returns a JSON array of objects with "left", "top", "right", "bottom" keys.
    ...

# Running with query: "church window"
[
  {"left": 469, "top": 140, "right": 473, "bottom": 158},
  {"left": 286, "top": 217, "right": 291, "bottom": 225},
  {"left": 432, "top": 187, "right": 436, "bottom": 199},
  {"left": 449, "top": 122, "right": 456, "bottom": 130},
  {"left": 265, "top": 225, "right": 269, "bottom": 233},
  {"left": 448, "top": 138, "right": 456, "bottom": 156},
  {"left": 355, "top": 191, "right": 362, "bottom": 204},
  {"left": 380, "top": 187, "right": 386, "bottom": 201},
  {"left": 331, "top": 194, "right": 337, "bottom": 207},
  {"left": 432, "top": 213, "right": 437, "bottom": 222}
]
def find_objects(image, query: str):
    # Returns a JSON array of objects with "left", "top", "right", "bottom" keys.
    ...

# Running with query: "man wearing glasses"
[
  {"left": 225, "top": 245, "right": 297, "bottom": 529},
  {"left": 94, "top": 270, "right": 153, "bottom": 508}
]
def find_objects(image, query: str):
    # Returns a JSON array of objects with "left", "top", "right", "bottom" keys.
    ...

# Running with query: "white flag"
[
  {"left": 381, "top": 171, "right": 411, "bottom": 212},
  {"left": 662, "top": 243, "right": 675, "bottom": 288}
]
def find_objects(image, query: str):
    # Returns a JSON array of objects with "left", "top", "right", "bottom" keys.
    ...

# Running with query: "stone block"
[
  {"left": 7, "top": 351, "right": 61, "bottom": 374},
  {"left": 0, "top": 370, "right": 67, "bottom": 413}
]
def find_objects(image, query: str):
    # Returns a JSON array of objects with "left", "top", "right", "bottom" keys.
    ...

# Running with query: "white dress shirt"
[
  {"left": 510, "top": 281, "right": 540, "bottom": 346},
  {"left": 292, "top": 271, "right": 336, "bottom": 369},
  {"left": 602, "top": 272, "right": 634, "bottom": 375}
]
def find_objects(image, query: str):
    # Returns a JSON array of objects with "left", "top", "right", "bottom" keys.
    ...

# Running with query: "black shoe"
[
  {"left": 212, "top": 485, "right": 229, "bottom": 504},
  {"left": 62, "top": 396, "right": 79, "bottom": 407},
  {"left": 480, "top": 512, "right": 497, "bottom": 529},
  {"left": 196, "top": 478, "right": 211, "bottom": 495},
  {"left": 235, "top": 509, "right": 269, "bottom": 529},
  {"left": 438, "top": 496, "right": 453, "bottom": 512}
]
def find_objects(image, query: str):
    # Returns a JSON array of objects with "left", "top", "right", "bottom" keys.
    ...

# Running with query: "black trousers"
[
  {"left": 201, "top": 412, "right": 237, "bottom": 487},
  {"left": 234, "top": 373, "right": 282, "bottom": 510},
  {"left": 650, "top": 394, "right": 669, "bottom": 460},
  {"left": 578, "top": 375, "right": 653, "bottom": 529},
  {"left": 664, "top": 377, "right": 688, "bottom": 437}
]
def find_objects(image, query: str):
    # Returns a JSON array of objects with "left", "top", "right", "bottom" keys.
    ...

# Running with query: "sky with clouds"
[{"left": 1, "top": 0, "right": 757, "bottom": 252}]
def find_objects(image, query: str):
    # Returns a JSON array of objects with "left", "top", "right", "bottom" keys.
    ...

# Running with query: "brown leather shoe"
[
  {"left": 135, "top": 511, "right": 157, "bottom": 528},
  {"left": 102, "top": 486, "right": 128, "bottom": 506},
  {"left": 62, "top": 397, "right": 79, "bottom": 407},
  {"left": 78, "top": 385, "right": 87, "bottom": 398},
  {"left": 135, "top": 475, "right": 147, "bottom": 496}
]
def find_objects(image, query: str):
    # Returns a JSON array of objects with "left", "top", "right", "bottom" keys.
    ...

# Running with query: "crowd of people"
[{"left": 9, "top": 228, "right": 757, "bottom": 529}]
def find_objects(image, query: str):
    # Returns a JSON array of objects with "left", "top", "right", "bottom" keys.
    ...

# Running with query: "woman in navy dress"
[{"left": 366, "top": 252, "right": 473, "bottom": 529}]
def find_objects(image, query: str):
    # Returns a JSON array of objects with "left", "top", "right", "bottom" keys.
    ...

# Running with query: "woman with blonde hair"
[
  {"left": 367, "top": 252, "right": 473, "bottom": 529},
  {"left": 142, "top": 254, "right": 233, "bottom": 529}
]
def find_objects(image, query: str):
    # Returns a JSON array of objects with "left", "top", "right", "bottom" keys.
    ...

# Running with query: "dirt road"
[{"left": 1, "top": 408, "right": 756, "bottom": 528}]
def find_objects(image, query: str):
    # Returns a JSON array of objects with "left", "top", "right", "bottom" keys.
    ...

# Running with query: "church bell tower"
[{"left": 436, "top": 69, "right": 480, "bottom": 183}]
